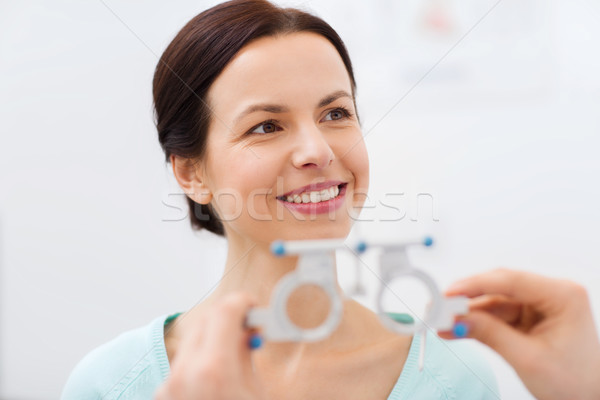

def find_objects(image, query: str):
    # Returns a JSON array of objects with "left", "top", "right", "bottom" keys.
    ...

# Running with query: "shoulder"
[
  {"left": 389, "top": 332, "right": 499, "bottom": 400},
  {"left": 61, "top": 314, "right": 172, "bottom": 400},
  {"left": 426, "top": 333, "right": 498, "bottom": 398}
]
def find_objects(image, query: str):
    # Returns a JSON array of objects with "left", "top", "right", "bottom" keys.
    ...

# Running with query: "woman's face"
[{"left": 198, "top": 32, "right": 369, "bottom": 245}]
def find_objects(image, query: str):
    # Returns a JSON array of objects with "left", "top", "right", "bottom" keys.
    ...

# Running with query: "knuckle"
[
  {"left": 474, "top": 318, "right": 492, "bottom": 341},
  {"left": 162, "top": 373, "right": 186, "bottom": 399},
  {"left": 219, "top": 292, "right": 252, "bottom": 312},
  {"left": 519, "top": 349, "right": 549, "bottom": 373},
  {"left": 153, "top": 385, "right": 167, "bottom": 400},
  {"left": 219, "top": 297, "right": 241, "bottom": 314},
  {"left": 492, "top": 267, "right": 512, "bottom": 279},
  {"left": 565, "top": 281, "right": 589, "bottom": 301},
  {"left": 197, "top": 361, "right": 228, "bottom": 387},
  {"left": 493, "top": 267, "right": 515, "bottom": 292},
  {"left": 518, "top": 352, "right": 539, "bottom": 372}
]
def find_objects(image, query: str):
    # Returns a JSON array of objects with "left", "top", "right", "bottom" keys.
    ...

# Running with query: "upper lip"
[{"left": 279, "top": 180, "right": 345, "bottom": 198}]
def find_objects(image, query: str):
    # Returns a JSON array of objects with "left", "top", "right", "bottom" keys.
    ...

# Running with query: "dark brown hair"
[{"left": 153, "top": 0, "right": 357, "bottom": 236}]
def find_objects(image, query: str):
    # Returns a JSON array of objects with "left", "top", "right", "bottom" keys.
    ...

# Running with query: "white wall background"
[{"left": 1, "top": 0, "right": 599, "bottom": 398}]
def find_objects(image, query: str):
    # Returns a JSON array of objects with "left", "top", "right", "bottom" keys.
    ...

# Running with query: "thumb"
[
  {"left": 460, "top": 310, "right": 536, "bottom": 371},
  {"left": 154, "top": 384, "right": 172, "bottom": 400}
]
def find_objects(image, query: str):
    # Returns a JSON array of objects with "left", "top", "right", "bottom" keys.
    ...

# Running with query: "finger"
[
  {"left": 240, "top": 329, "right": 262, "bottom": 376},
  {"left": 438, "top": 296, "right": 519, "bottom": 339},
  {"left": 446, "top": 268, "right": 568, "bottom": 308},
  {"left": 174, "top": 312, "right": 209, "bottom": 364},
  {"left": 456, "top": 310, "right": 541, "bottom": 372},
  {"left": 154, "top": 384, "right": 172, "bottom": 400},
  {"left": 469, "top": 295, "right": 523, "bottom": 325},
  {"left": 203, "top": 293, "right": 258, "bottom": 356}
]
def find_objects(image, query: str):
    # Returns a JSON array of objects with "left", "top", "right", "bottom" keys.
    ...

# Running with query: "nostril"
[{"left": 292, "top": 140, "right": 335, "bottom": 169}]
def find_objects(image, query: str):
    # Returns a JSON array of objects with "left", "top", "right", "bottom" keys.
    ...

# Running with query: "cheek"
[
  {"left": 358, "top": 144, "right": 370, "bottom": 186},
  {"left": 211, "top": 151, "right": 279, "bottom": 219},
  {"left": 347, "top": 140, "right": 370, "bottom": 210},
  {"left": 345, "top": 137, "right": 369, "bottom": 188},
  {"left": 212, "top": 190, "right": 244, "bottom": 221}
]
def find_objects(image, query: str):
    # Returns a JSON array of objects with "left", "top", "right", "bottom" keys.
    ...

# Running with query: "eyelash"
[{"left": 246, "top": 107, "right": 354, "bottom": 136}]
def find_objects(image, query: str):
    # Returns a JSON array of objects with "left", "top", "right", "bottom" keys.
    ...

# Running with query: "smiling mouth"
[{"left": 277, "top": 183, "right": 347, "bottom": 204}]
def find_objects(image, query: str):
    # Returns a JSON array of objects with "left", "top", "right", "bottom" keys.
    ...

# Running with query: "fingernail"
[
  {"left": 452, "top": 322, "right": 469, "bottom": 338},
  {"left": 249, "top": 334, "right": 263, "bottom": 350}
]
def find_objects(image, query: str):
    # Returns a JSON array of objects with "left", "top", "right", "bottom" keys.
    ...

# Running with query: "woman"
[{"left": 62, "top": 1, "right": 497, "bottom": 399}]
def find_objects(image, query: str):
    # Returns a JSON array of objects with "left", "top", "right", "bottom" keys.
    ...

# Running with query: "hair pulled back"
[{"left": 153, "top": 0, "right": 357, "bottom": 236}]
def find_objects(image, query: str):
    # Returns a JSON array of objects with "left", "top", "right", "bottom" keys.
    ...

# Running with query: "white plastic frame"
[
  {"left": 374, "top": 244, "right": 468, "bottom": 335},
  {"left": 245, "top": 239, "right": 345, "bottom": 342},
  {"left": 246, "top": 237, "right": 467, "bottom": 348}
]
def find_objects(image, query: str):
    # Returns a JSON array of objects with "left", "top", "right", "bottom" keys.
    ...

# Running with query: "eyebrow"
[{"left": 233, "top": 90, "right": 353, "bottom": 125}]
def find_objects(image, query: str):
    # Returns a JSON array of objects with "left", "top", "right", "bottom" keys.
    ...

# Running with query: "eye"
[
  {"left": 249, "top": 120, "right": 280, "bottom": 135},
  {"left": 323, "top": 107, "right": 352, "bottom": 121}
]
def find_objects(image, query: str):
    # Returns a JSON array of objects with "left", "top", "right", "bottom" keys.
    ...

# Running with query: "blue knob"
[
  {"left": 356, "top": 241, "right": 367, "bottom": 254},
  {"left": 271, "top": 241, "right": 285, "bottom": 256},
  {"left": 249, "top": 334, "right": 263, "bottom": 349},
  {"left": 452, "top": 322, "right": 469, "bottom": 338},
  {"left": 423, "top": 236, "right": 433, "bottom": 247}
]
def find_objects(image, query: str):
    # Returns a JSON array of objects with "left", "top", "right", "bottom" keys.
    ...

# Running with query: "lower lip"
[{"left": 278, "top": 185, "right": 347, "bottom": 215}]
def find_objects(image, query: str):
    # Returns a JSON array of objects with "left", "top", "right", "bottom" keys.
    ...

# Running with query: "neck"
[
  {"left": 177, "top": 233, "right": 392, "bottom": 366},
  {"left": 208, "top": 236, "right": 339, "bottom": 324}
]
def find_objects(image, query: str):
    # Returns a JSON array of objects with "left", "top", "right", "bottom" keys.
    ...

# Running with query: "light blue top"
[{"left": 61, "top": 313, "right": 499, "bottom": 399}]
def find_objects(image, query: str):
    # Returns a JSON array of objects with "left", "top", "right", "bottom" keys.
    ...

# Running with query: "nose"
[{"left": 291, "top": 124, "right": 335, "bottom": 169}]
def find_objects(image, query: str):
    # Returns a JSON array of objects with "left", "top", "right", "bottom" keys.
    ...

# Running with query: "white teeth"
[
  {"left": 310, "top": 191, "right": 320, "bottom": 203},
  {"left": 282, "top": 185, "right": 343, "bottom": 204}
]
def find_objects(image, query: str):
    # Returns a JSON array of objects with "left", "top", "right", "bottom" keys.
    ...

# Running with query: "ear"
[{"left": 170, "top": 154, "right": 213, "bottom": 205}]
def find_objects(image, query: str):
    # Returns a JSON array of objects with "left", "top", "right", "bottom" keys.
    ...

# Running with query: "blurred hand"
[
  {"left": 155, "top": 293, "right": 268, "bottom": 400},
  {"left": 441, "top": 268, "right": 600, "bottom": 400}
]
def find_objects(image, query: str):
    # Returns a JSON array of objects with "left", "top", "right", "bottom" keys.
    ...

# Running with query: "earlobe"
[
  {"left": 170, "top": 154, "right": 213, "bottom": 205},
  {"left": 194, "top": 184, "right": 213, "bottom": 205}
]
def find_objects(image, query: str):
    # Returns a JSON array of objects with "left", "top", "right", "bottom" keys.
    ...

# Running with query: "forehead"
[{"left": 207, "top": 32, "right": 353, "bottom": 116}]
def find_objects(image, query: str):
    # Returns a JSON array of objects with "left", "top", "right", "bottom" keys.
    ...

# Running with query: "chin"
[{"left": 274, "top": 222, "right": 352, "bottom": 242}]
